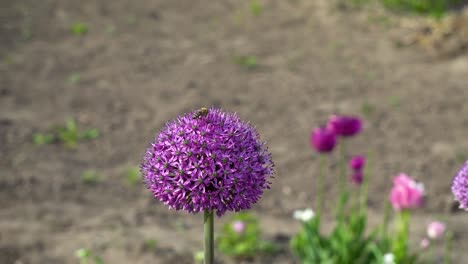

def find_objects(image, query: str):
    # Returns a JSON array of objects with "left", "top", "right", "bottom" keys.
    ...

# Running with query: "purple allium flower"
[
  {"left": 141, "top": 108, "right": 274, "bottom": 217},
  {"left": 351, "top": 171, "right": 363, "bottom": 185},
  {"left": 327, "top": 115, "right": 362, "bottom": 137},
  {"left": 310, "top": 126, "right": 336, "bottom": 153},
  {"left": 349, "top": 155, "right": 365, "bottom": 171},
  {"left": 452, "top": 161, "right": 468, "bottom": 211}
]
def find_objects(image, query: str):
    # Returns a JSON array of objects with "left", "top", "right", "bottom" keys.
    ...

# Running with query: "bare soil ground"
[{"left": 1, "top": 0, "right": 467, "bottom": 263}]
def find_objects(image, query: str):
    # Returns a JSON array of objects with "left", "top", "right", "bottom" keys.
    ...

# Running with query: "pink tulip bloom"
[
  {"left": 389, "top": 173, "right": 424, "bottom": 210},
  {"left": 427, "top": 221, "right": 446, "bottom": 239}
]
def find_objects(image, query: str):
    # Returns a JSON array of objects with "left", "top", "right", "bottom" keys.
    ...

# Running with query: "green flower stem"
[
  {"left": 335, "top": 141, "right": 348, "bottom": 221},
  {"left": 392, "top": 210, "right": 410, "bottom": 262},
  {"left": 339, "top": 141, "right": 347, "bottom": 196},
  {"left": 316, "top": 155, "right": 327, "bottom": 216},
  {"left": 381, "top": 202, "right": 391, "bottom": 239},
  {"left": 360, "top": 150, "right": 372, "bottom": 215},
  {"left": 204, "top": 210, "right": 214, "bottom": 264},
  {"left": 444, "top": 230, "right": 453, "bottom": 264}
]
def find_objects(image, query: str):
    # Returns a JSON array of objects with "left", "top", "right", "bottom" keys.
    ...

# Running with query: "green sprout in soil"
[
  {"left": 105, "top": 25, "right": 116, "bottom": 35},
  {"left": 361, "top": 101, "right": 376, "bottom": 118},
  {"left": 233, "top": 56, "right": 258, "bottom": 69},
  {"left": 33, "top": 118, "right": 99, "bottom": 148},
  {"left": 124, "top": 166, "right": 140, "bottom": 186},
  {"left": 33, "top": 133, "right": 55, "bottom": 145},
  {"left": 67, "top": 73, "right": 81, "bottom": 84},
  {"left": 125, "top": 15, "right": 137, "bottom": 25},
  {"left": 389, "top": 95, "right": 402, "bottom": 108},
  {"left": 144, "top": 239, "right": 157, "bottom": 251},
  {"left": 249, "top": 0, "right": 263, "bottom": 16},
  {"left": 75, "top": 248, "right": 104, "bottom": 264},
  {"left": 71, "top": 22, "right": 88, "bottom": 36},
  {"left": 81, "top": 170, "right": 103, "bottom": 185}
]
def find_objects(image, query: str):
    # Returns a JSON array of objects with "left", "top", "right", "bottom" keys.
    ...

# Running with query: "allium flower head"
[
  {"left": 311, "top": 126, "right": 336, "bottom": 153},
  {"left": 452, "top": 161, "right": 468, "bottom": 211},
  {"left": 389, "top": 173, "right": 424, "bottom": 211},
  {"left": 232, "top": 220, "right": 246, "bottom": 234},
  {"left": 327, "top": 115, "right": 362, "bottom": 137},
  {"left": 427, "top": 221, "right": 446, "bottom": 239},
  {"left": 349, "top": 155, "right": 365, "bottom": 171},
  {"left": 141, "top": 108, "right": 274, "bottom": 216}
]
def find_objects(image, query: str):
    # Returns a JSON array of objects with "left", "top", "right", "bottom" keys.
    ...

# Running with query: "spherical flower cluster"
[
  {"left": 389, "top": 173, "right": 424, "bottom": 211},
  {"left": 327, "top": 115, "right": 362, "bottom": 137},
  {"left": 452, "top": 161, "right": 468, "bottom": 211},
  {"left": 427, "top": 221, "right": 446, "bottom": 240},
  {"left": 310, "top": 127, "right": 336, "bottom": 153},
  {"left": 141, "top": 108, "right": 274, "bottom": 216}
]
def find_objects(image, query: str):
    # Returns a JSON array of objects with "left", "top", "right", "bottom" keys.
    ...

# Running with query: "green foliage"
[
  {"left": 75, "top": 248, "right": 104, "bottom": 264},
  {"left": 33, "top": 133, "right": 54, "bottom": 145},
  {"left": 124, "top": 166, "right": 141, "bottom": 186},
  {"left": 144, "top": 239, "right": 157, "bottom": 250},
  {"left": 81, "top": 170, "right": 103, "bottom": 185},
  {"left": 33, "top": 118, "right": 99, "bottom": 148},
  {"left": 217, "top": 212, "right": 278, "bottom": 259},
  {"left": 57, "top": 118, "right": 99, "bottom": 148},
  {"left": 71, "top": 22, "right": 88, "bottom": 36},
  {"left": 361, "top": 101, "right": 376, "bottom": 118},
  {"left": 381, "top": 0, "right": 463, "bottom": 17},
  {"left": 249, "top": 0, "right": 263, "bottom": 16},
  {"left": 291, "top": 213, "right": 387, "bottom": 264},
  {"left": 233, "top": 56, "right": 258, "bottom": 69},
  {"left": 67, "top": 73, "right": 81, "bottom": 84}
]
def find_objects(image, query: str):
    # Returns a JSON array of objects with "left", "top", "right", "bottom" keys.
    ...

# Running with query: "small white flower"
[
  {"left": 383, "top": 253, "right": 395, "bottom": 264},
  {"left": 293, "top": 208, "right": 315, "bottom": 222}
]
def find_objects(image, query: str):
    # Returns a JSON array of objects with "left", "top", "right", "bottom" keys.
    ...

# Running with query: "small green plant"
[
  {"left": 144, "top": 239, "right": 157, "bottom": 250},
  {"left": 75, "top": 248, "right": 104, "bottom": 264},
  {"left": 105, "top": 25, "right": 116, "bottom": 35},
  {"left": 381, "top": 0, "right": 463, "bottom": 17},
  {"left": 57, "top": 118, "right": 99, "bottom": 148},
  {"left": 249, "top": 0, "right": 263, "bottom": 16},
  {"left": 81, "top": 170, "right": 103, "bottom": 185},
  {"left": 389, "top": 96, "right": 402, "bottom": 108},
  {"left": 233, "top": 56, "right": 258, "bottom": 69},
  {"left": 217, "top": 212, "right": 278, "bottom": 260},
  {"left": 67, "top": 73, "right": 81, "bottom": 84},
  {"left": 33, "top": 133, "right": 54, "bottom": 145},
  {"left": 124, "top": 166, "right": 140, "bottom": 186},
  {"left": 361, "top": 101, "right": 375, "bottom": 117},
  {"left": 71, "top": 22, "right": 88, "bottom": 36},
  {"left": 125, "top": 15, "right": 137, "bottom": 25},
  {"left": 33, "top": 118, "right": 99, "bottom": 148}
]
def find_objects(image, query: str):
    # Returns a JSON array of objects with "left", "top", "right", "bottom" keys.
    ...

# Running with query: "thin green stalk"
[
  {"left": 381, "top": 202, "right": 391, "bottom": 238},
  {"left": 317, "top": 155, "right": 327, "bottom": 216},
  {"left": 335, "top": 141, "right": 348, "bottom": 221},
  {"left": 360, "top": 150, "right": 372, "bottom": 215},
  {"left": 444, "top": 231, "right": 453, "bottom": 264},
  {"left": 339, "top": 141, "right": 347, "bottom": 195},
  {"left": 204, "top": 210, "right": 214, "bottom": 264},
  {"left": 428, "top": 240, "right": 434, "bottom": 263},
  {"left": 393, "top": 210, "right": 410, "bottom": 262}
]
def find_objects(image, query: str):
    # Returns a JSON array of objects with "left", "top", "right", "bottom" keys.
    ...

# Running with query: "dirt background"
[{"left": 1, "top": 0, "right": 467, "bottom": 263}]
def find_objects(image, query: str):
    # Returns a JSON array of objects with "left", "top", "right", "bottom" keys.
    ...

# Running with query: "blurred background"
[{"left": 1, "top": 0, "right": 467, "bottom": 263}]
